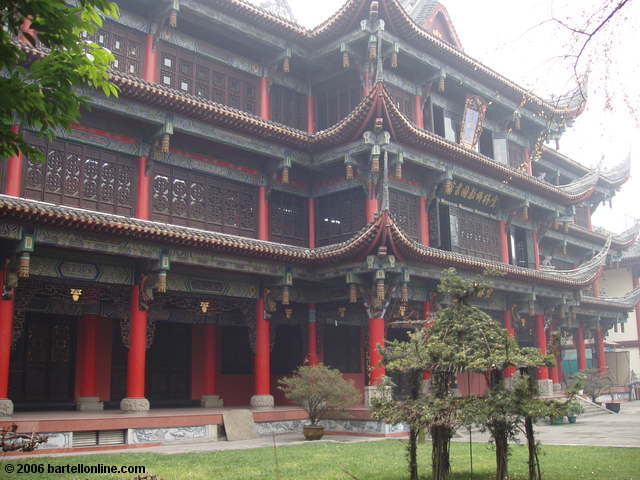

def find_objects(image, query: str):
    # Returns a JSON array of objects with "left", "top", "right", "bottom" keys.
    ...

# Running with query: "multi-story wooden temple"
[{"left": 1, "top": 0, "right": 639, "bottom": 442}]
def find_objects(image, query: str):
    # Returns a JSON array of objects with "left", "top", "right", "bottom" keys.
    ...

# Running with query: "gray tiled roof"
[{"left": 401, "top": 0, "right": 440, "bottom": 25}]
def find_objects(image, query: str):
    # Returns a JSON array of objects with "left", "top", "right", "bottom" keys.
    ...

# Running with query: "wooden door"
[{"left": 146, "top": 322, "right": 191, "bottom": 405}]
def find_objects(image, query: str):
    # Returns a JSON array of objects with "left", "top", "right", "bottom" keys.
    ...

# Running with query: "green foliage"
[
  {"left": 571, "top": 368, "right": 615, "bottom": 402},
  {"left": 278, "top": 364, "right": 360, "bottom": 426},
  {"left": 566, "top": 399, "right": 585, "bottom": 417},
  {"left": 0, "top": 0, "right": 120, "bottom": 163}
]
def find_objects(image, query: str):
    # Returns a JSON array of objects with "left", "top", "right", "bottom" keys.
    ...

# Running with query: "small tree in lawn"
[
  {"left": 278, "top": 364, "right": 360, "bottom": 428},
  {"left": 373, "top": 268, "right": 546, "bottom": 480}
]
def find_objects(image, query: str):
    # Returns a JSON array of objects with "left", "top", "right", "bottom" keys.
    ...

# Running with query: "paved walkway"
[{"left": 11, "top": 401, "right": 640, "bottom": 458}]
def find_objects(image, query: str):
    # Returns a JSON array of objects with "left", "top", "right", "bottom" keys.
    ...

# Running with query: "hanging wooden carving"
[{"left": 459, "top": 95, "right": 488, "bottom": 149}]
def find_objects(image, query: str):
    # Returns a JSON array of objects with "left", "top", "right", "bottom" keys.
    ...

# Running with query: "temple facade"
[{"left": 1, "top": 0, "right": 639, "bottom": 424}]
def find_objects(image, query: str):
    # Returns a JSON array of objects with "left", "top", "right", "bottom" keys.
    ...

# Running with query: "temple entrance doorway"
[{"left": 9, "top": 313, "right": 77, "bottom": 411}]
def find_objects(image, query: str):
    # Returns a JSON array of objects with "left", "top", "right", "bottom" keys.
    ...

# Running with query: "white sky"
[{"left": 284, "top": 0, "right": 639, "bottom": 234}]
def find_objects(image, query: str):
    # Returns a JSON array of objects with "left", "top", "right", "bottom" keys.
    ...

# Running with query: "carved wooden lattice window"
[
  {"left": 159, "top": 43, "right": 257, "bottom": 115},
  {"left": 270, "top": 85, "right": 307, "bottom": 130},
  {"left": 389, "top": 189, "right": 419, "bottom": 240},
  {"left": 269, "top": 191, "right": 308, "bottom": 246},
  {"left": 21, "top": 132, "right": 136, "bottom": 216},
  {"left": 151, "top": 163, "right": 258, "bottom": 238},
  {"left": 508, "top": 141, "right": 525, "bottom": 170},
  {"left": 315, "top": 189, "right": 365, "bottom": 246},
  {"left": 82, "top": 20, "right": 144, "bottom": 77},
  {"left": 386, "top": 85, "right": 416, "bottom": 123},
  {"left": 450, "top": 206, "right": 501, "bottom": 262}
]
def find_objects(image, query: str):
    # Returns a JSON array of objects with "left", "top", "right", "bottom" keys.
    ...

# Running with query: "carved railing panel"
[
  {"left": 389, "top": 188, "right": 419, "bottom": 240},
  {"left": 315, "top": 188, "right": 366, "bottom": 246},
  {"left": 270, "top": 84, "right": 307, "bottom": 130},
  {"left": 22, "top": 133, "right": 136, "bottom": 216},
  {"left": 450, "top": 206, "right": 501, "bottom": 262}
]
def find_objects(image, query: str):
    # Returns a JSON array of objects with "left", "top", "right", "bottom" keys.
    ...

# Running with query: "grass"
[{"left": 1, "top": 439, "right": 638, "bottom": 480}]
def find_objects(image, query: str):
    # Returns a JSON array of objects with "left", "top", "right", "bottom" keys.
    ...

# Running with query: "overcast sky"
[{"left": 281, "top": 0, "right": 639, "bottom": 234}]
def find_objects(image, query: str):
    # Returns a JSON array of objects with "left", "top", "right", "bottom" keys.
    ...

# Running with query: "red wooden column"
[
  {"left": 143, "top": 34, "right": 158, "bottom": 83},
  {"left": 121, "top": 285, "right": 150, "bottom": 411},
  {"left": 259, "top": 77, "right": 270, "bottom": 120},
  {"left": 596, "top": 328, "right": 607, "bottom": 374},
  {"left": 499, "top": 221, "right": 510, "bottom": 264},
  {"left": 366, "top": 183, "right": 377, "bottom": 223},
  {"left": 422, "top": 300, "right": 431, "bottom": 381},
  {"left": 0, "top": 267, "right": 15, "bottom": 415},
  {"left": 362, "top": 70, "right": 371, "bottom": 97},
  {"left": 5, "top": 125, "right": 23, "bottom": 196},
  {"left": 504, "top": 310, "right": 516, "bottom": 378},
  {"left": 576, "top": 327, "right": 587, "bottom": 371},
  {"left": 201, "top": 323, "right": 223, "bottom": 407},
  {"left": 76, "top": 315, "right": 103, "bottom": 411},
  {"left": 524, "top": 147, "right": 532, "bottom": 175},
  {"left": 414, "top": 95, "right": 424, "bottom": 129},
  {"left": 419, "top": 196, "right": 429, "bottom": 246},
  {"left": 368, "top": 316, "right": 385, "bottom": 385},
  {"left": 251, "top": 296, "right": 274, "bottom": 408},
  {"left": 308, "top": 197, "right": 315, "bottom": 249},
  {"left": 532, "top": 231, "right": 541, "bottom": 270},
  {"left": 136, "top": 156, "right": 150, "bottom": 220},
  {"left": 307, "top": 304, "right": 319, "bottom": 366},
  {"left": 307, "top": 95, "right": 315, "bottom": 134},
  {"left": 535, "top": 314, "right": 552, "bottom": 394},
  {"left": 258, "top": 186, "right": 268, "bottom": 241}
]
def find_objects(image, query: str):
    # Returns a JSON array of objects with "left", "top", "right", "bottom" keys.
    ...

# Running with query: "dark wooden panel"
[
  {"left": 314, "top": 72, "right": 361, "bottom": 131},
  {"left": 574, "top": 206, "right": 590, "bottom": 229},
  {"left": 82, "top": 20, "right": 145, "bottom": 78},
  {"left": 158, "top": 42, "right": 258, "bottom": 115},
  {"left": 151, "top": 163, "right": 258, "bottom": 238},
  {"left": 451, "top": 207, "right": 501, "bottom": 262},
  {"left": 22, "top": 132, "right": 136, "bottom": 216},
  {"left": 270, "top": 84, "right": 307, "bottom": 130},
  {"left": 221, "top": 326, "right": 253, "bottom": 374},
  {"left": 269, "top": 191, "right": 308, "bottom": 246},
  {"left": 315, "top": 188, "right": 366, "bottom": 246},
  {"left": 387, "top": 85, "right": 415, "bottom": 123},
  {"left": 323, "top": 325, "right": 361, "bottom": 374},
  {"left": 9, "top": 314, "right": 76, "bottom": 407},
  {"left": 271, "top": 325, "right": 303, "bottom": 374},
  {"left": 147, "top": 322, "right": 191, "bottom": 403},
  {"left": 389, "top": 189, "right": 419, "bottom": 240}
]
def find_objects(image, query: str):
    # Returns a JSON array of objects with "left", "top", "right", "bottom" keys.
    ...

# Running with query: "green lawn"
[{"left": 1, "top": 440, "right": 638, "bottom": 480}]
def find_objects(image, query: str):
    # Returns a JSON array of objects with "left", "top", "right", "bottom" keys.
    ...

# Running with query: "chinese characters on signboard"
[{"left": 443, "top": 180, "right": 499, "bottom": 209}]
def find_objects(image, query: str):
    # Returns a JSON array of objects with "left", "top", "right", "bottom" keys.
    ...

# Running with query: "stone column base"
[
  {"left": 553, "top": 383, "right": 562, "bottom": 393},
  {"left": 201, "top": 394, "right": 224, "bottom": 408},
  {"left": 364, "top": 386, "right": 391, "bottom": 407},
  {"left": 250, "top": 394, "right": 274, "bottom": 409},
  {"left": 0, "top": 399, "right": 14, "bottom": 417},
  {"left": 537, "top": 379, "right": 554, "bottom": 396},
  {"left": 77, "top": 396, "right": 104, "bottom": 412},
  {"left": 120, "top": 397, "right": 150, "bottom": 412}
]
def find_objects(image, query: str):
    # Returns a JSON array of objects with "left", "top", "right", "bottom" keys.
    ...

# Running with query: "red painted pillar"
[
  {"left": 368, "top": 316, "right": 385, "bottom": 385},
  {"left": 596, "top": 328, "right": 607, "bottom": 374},
  {"left": 419, "top": 196, "right": 429, "bottom": 246},
  {"left": 5, "top": 125, "right": 23, "bottom": 196},
  {"left": 308, "top": 197, "right": 315, "bottom": 249},
  {"left": 259, "top": 77, "right": 270, "bottom": 120},
  {"left": 307, "top": 95, "right": 315, "bottom": 134},
  {"left": 414, "top": 95, "right": 424, "bottom": 129},
  {"left": 307, "top": 304, "right": 318, "bottom": 366},
  {"left": 532, "top": 231, "right": 541, "bottom": 270},
  {"left": 366, "top": 183, "right": 377, "bottom": 223},
  {"left": 143, "top": 34, "right": 158, "bottom": 83},
  {"left": 78, "top": 315, "right": 99, "bottom": 398},
  {"left": 258, "top": 186, "right": 268, "bottom": 241},
  {"left": 499, "top": 221, "right": 510, "bottom": 264},
  {"left": 535, "top": 314, "right": 549, "bottom": 380},
  {"left": 202, "top": 324, "right": 218, "bottom": 396},
  {"left": 125, "top": 285, "right": 147, "bottom": 400},
  {"left": 504, "top": 310, "right": 516, "bottom": 378},
  {"left": 136, "top": 156, "right": 150, "bottom": 220},
  {"left": 422, "top": 301, "right": 431, "bottom": 380},
  {"left": 0, "top": 268, "right": 14, "bottom": 404},
  {"left": 576, "top": 327, "right": 587, "bottom": 371},
  {"left": 252, "top": 296, "right": 273, "bottom": 407},
  {"left": 525, "top": 147, "right": 532, "bottom": 175},
  {"left": 592, "top": 278, "right": 601, "bottom": 297}
]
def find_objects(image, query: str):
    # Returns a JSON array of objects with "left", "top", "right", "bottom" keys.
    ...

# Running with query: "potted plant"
[
  {"left": 566, "top": 400, "right": 584, "bottom": 423},
  {"left": 278, "top": 364, "right": 360, "bottom": 440}
]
